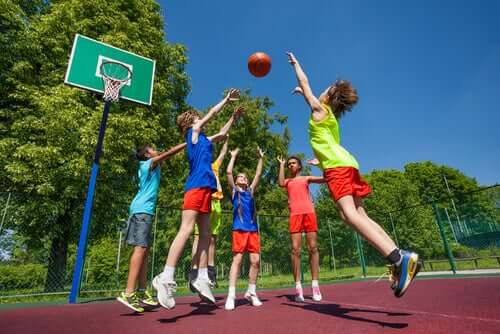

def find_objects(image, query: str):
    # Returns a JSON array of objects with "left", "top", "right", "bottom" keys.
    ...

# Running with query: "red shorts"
[
  {"left": 289, "top": 213, "right": 318, "bottom": 233},
  {"left": 232, "top": 231, "right": 260, "bottom": 253},
  {"left": 324, "top": 167, "right": 372, "bottom": 202},
  {"left": 182, "top": 188, "right": 212, "bottom": 213}
]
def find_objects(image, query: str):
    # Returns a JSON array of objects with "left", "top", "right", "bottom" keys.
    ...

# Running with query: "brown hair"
[
  {"left": 136, "top": 145, "right": 152, "bottom": 161},
  {"left": 327, "top": 80, "right": 359, "bottom": 118},
  {"left": 176, "top": 110, "right": 202, "bottom": 135}
]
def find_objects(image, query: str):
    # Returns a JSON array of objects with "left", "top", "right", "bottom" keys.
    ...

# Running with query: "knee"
[
  {"left": 308, "top": 245, "right": 319, "bottom": 256},
  {"left": 250, "top": 258, "right": 260, "bottom": 268},
  {"left": 291, "top": 247, "right": 301, "bottom": 257}
]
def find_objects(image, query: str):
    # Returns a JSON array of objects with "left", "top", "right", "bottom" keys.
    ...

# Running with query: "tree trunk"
[{"left": 44, "top": 215, "right": 71, "bottom": 292}]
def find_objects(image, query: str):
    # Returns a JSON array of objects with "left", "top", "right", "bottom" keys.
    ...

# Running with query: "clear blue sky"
[{"left": 159, "top": 0, "right": 499, "bottom": 186}]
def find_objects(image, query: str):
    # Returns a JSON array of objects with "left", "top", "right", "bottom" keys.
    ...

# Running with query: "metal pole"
[
  {"left": 327, "top": 220, "right": 336, "bottom": 274},
  {"left": 388, "top": 212, "right": 399, "bottom": 247},
  {"left": 432, "top": 203, "right": 456, "bottom": 274},
  {"left": 150, "top": 208, "right": 159, "bottom": 286},
  {"left": 0, "top": 192, "right": 11, "bottom": 234},
  {"left": 116, "top": 229, "right": 123, "bottom": 287},
  {"left": 354, "top": 232, "right": 367, "bottom": 277},
  {"left": 444, "top": 208, "right": 458, "bottom": 243},
  {"left": 443, "top": 174, "right": 463, "bottom": 228},
  {"left": 69, "top": 100, "right": 111, "bottom": 303},
  {"left": 300, "top": 232, "right": 305, "bottom": 283}
]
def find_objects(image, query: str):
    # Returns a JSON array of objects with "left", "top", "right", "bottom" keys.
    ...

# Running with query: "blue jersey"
[
  {"left": 231, "top": 188, "right": 258, "bottom": 232},
  {"left": 129, "top": 159, "right": 161, "bottom": 215},
  {"left": 184, "top": 128, "right": 217, "bottom": 192}
]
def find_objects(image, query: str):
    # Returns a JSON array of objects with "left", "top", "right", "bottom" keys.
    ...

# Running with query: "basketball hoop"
[{"left": 100, "top": 61, "right": 132, "bottom": 102}]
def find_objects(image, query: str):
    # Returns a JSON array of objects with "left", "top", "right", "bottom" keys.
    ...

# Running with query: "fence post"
[
  {"left": 327, "top": 220, "right": 337, "bottom": 274},
  {"left": 354, "top": 232, "right": 367, "bottom": 277},
  {"left": 432, "top": 203, "right": 456, "bottom": 274},
  {"left": 150, "top": 207, "right": 159, "bottom": 288},
  {"left": 300, "top": 232, "right": 305, "bottom": 283}
]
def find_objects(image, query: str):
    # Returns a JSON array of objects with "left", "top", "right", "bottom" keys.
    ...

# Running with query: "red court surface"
[{"left": 1, "top": 277, "right": 499, "bottom": 334}]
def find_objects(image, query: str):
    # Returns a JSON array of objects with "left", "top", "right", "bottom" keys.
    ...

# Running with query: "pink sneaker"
[
  {"left": 312, "top": 286, "right": 322, "bottom": 302},
  {"left": 295, "top": 286, "right": 304, "bottom": 302}
]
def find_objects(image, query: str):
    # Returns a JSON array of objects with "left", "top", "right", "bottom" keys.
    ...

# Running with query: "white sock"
[
  {"left": 247, "top": 284, "right": 256, "bottom": 294},
  {"left": 312, "top": 280, "right": 319, "bottom": 288},
  {"left": 162, "top": 265, "right": 175, "bottom": 281},
  {"left": 296, "top": 282, "right": 303, "bottom": 291},
  {"left": 198, "top": 268, "right": 209, "bottom": 280},
  {"left": 228, "top": 286, "right": 236, "bottom": 299}
]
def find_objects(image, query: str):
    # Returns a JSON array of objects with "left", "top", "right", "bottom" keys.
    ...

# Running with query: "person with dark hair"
[
  {"left": 224, "top": 147, "right": 265, "bottom": 311},
  {"left": 277, "top": 155, "right": 324, "bottom": 302},
  {"left": 287, "top": 52, "right": 420, "bottom": 298},
  {"left": 153, "top": 89, "right": 242, "bottom": 310},
  {"left": 117, "top": 142, "right": 186, "bottom": 312}
]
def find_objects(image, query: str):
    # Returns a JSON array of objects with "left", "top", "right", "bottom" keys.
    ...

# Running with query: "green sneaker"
[
  {"left": 117, "top": 292, "right": 144, "bottom": 312},
  {"left": 138, "top": 289, "right": 159, "bottom": 306}
]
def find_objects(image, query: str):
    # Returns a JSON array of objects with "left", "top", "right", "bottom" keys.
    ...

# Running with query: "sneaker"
[
  {"left": 224, "top": 296, "right": 235, "bottom": 311},
  {"left": 117, "top": 292, "right": 144, "bottom": 312},
  {"left": 152, "top": 275, "right": 177, "bottom": 309},
  {"left": 208, "top": 266, "right": 218, "bottom": 288},
  {"left": 191, "top": 277, "right": 216, "bottom": 304},
  {"left": 312, "top": 286, "right": 322, "bottom": 302},
  {"left": 138, "top": 289, "right": 159, "bottom": 306},
  {"left": 244, "top": 291, "right": 263, "bottom": 307},
  {"left": 389, "top": 251, "right": 421, "bottom": 298},
  {"left": 188, "top": 269, "right": 198, "bottom": 293},
  {"left": 294, "top": 286, "right": 305, "bottom": 302}
]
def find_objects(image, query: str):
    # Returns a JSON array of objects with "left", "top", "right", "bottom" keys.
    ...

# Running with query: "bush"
[{"left": 0, "top": 263, "right": 46, "bottom": 291}]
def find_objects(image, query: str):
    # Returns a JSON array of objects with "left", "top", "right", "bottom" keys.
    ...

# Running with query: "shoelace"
[
  {"left": 167, "top": 282, "right": 177, "bottom": 293},
  {"left": 374, "top": 265, "right": 397, "bottom": 289}
]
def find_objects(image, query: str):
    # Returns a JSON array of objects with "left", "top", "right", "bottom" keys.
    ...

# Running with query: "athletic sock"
[
  {"left": 162, "top": 265, "right": 175, "bottom": 281},
  {"left": 228, "top": 286, "right": 236, "bottom": 299},
  {"left": 295, "top": 282, "right": 302, "bottom": 289},
  {"left": 311, "top": 280, "right": 319, "bottom": 288},
  {"left": 247, "top": 284, "right": 256, "bottom": 294},
  {"left": 386, "top": 249, "right": 402, "bottom": 266},
  {"left": 198, "top": 267, "right": 209, "bottom": 280}
]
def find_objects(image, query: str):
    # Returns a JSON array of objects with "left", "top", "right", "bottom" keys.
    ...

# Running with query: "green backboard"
[{"left": 65, "top": 34, "right": 155, "bottom": 105}]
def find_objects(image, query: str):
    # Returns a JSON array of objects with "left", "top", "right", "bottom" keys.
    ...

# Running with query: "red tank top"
[{"left": 284, "top": 177, "right": 315, "bottom": 215}]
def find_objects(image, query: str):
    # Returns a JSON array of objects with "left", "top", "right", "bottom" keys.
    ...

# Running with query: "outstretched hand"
[
  {"left": 230, "top": 148, "right": 240, "bottom": 157},
  {"left": 286, "top": 52, "right": 297, "bottom": 65},
  {"left": 226, "top": 88, "right": 240, "bottom": 102},
  {"left": 277, "top": 155, "right": 285, "bottom": 165},
  {"left": 307, "top": 158, "right": 320, "bottom": 166},
  {"left": 257, "top": 146, "right": 265, "bottom": 158},
  {"left": 233, "top": 106, "right": 245, "bottom": 119}
]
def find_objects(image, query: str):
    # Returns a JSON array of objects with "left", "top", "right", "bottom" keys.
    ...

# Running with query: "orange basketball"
[{"left": 248, "top": 52, "right": 271, "bottom": 77}]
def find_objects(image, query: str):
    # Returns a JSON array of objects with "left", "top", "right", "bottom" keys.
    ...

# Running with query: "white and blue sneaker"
[{"left": 389, "top": 251, "right": 421, "bottom": 298}]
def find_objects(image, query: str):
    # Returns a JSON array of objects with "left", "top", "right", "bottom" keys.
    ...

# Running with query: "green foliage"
[{"left": 0, "top": 263, "right": 46, "bottom": 290}]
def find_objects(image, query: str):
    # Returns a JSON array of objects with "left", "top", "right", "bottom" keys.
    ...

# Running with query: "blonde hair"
[
  {"left": 176, "top": 110, "right": 202, "bottom": 135},
  {"left": 327, "top": 80, "right": 359, "bottom": 118}
]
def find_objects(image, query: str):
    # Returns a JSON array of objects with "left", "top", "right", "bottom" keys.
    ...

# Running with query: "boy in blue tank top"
[
  {"left": 153, "top": 89, "right": 243, "bottom": 309},
  {"left": 117, "top": 142, "right": 186, "bottom": 313},
  {"left": 224, "top": 147, "right": 265, "bottom": 311}
]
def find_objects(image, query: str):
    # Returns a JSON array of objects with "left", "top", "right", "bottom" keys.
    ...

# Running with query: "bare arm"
[
  {"left": 250, "top": 147, "right": 265, "bottom": 194},
  {"left": 214, "top": 136, "right": 229, "bottom": 164},
  {"left": 277, "top": 156, "right": 286, "bottom": 187},
  {"left": 287, "top": 52, "right": 327, "bottom": 122},
  {"left": 193, "top": 88, "right": 239, "bottom": 135},
  {"left": 226, "top": 148, "right": 239, "bottom": 190},
  {"left": 306, "top": 176, "right": 326, "bottom": 184},
  {"left": 208, "top": 106, "right": 244, "bottom": 143},
  {"left": 150, "top": 142, "right": 186, "bottom": 170}
]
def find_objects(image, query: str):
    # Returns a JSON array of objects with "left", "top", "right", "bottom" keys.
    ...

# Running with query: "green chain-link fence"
[{"left": 1, "top": 185, "right": 499, "bottom": 303}]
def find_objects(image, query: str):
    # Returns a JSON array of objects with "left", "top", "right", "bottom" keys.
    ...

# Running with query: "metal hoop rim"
[{"left": 100, "top": 60, "right": 132, "bottom": 83}]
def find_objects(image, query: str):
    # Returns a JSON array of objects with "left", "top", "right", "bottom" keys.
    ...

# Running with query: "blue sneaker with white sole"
[{"left": 390, "top": 251, "right": 421, "bottom": 298}]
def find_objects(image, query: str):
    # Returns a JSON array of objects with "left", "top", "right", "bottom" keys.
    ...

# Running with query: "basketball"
[{"left": 248, "top": 52, "right": 271, "bottom": 77}]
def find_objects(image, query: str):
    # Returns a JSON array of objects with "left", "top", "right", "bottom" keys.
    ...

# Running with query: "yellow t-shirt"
[
  {"left": 308, "top": 103, "right": 359, "bottom": 170},
  {"left": 211, "top": 160, "right": 223, "bottom": 200}
]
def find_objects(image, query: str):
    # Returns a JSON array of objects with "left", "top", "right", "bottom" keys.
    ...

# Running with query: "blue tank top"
[
  {"left": 184, "top": 128, "right": 217, "bottom": 192},
  {"left": 231, "top": 188, "right": 258, "bottom": 232}
]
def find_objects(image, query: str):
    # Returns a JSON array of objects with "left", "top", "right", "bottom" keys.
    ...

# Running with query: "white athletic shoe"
[
  {"left": 192, "top": 277, "right": 216, "bottom": 304},
  {"left": 224, "top": 296, "right": 235, "bottom": 310},
  {"left": 244, "top": 291, "right": 263, "bottom": 307},
  {"left": 312, "top": 286, "right": 322, "bottom": 302},
  {"left": 295, "top": 286, "right": 305, "bottom": 302},
  {"left": 152, "top": 275, "right": 176, "bottom": 309}
]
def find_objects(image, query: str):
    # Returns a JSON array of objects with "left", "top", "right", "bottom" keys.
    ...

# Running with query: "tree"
[{"left": 0, "top": 0, "right": 189, "bottom": 291}]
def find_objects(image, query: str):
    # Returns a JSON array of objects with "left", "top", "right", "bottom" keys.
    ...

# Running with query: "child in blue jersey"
[
  {"left": 153, "top": 89, "right": 243, "bottom": 310},
  {"left": 224, "top": 147, "right": 265, "bottom": 311},
  {"left": 117, "top": 142, "right": 186, "bottom": 313}
]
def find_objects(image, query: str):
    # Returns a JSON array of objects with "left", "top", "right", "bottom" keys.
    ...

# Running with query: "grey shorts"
[{"left": 125, "top": 213, "right": 153, "bottom": 247}]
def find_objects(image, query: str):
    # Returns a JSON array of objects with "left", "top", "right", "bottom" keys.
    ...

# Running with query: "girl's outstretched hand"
[
  {"left": 230, "top": 148, "right": 240, "bottom": 157},
  {"left": 277, "top": 155, "right": 285, "bottom": 165},
  {"left": 307, "top": 158, "right": 320, "bottom": 166},
  {"left": 226, "top": 88, "right": 240, "bottom": 102},
  {"left": 257, "top": 147, "right": 265, "bottom": 158},
  {"left": 286, "top": 52, "right": 297, "bottom": 65}
]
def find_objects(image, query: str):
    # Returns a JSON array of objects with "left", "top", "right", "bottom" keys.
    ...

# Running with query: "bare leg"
[
  {"left": 290, "top": 233, "right": 302, "bottom": 283},
  {"left": 126, "top": 246, "right": 148, "bottom": 293},
  {"left": 138, "top": 248, "right": 149, "bottom": 290},
  {"left": 248, "top": 253, "right": 260, "bottom": 285},
  {"left": 194, "top": 213, "right": 211, "bottom": 270},
  {"left": 191, "top": 235, "right": 199, "bottom": 269},
  {"left": 208, "top": 236, "right": 216, "bottom": 267},
  {"left": 228, "top": 253, "right": 244, "bottom": 288},
  {"left": 354, "top": 197, "right": 396, "bottom": 248},
  {"left": 305, "top": 232, "right": 319, "bottom": 281},
  {"left": 336, "top": 195, "right": 397, "bottom": 256},
  {"left": 165, "top": 210, "right": 197, "bottom": 267}
]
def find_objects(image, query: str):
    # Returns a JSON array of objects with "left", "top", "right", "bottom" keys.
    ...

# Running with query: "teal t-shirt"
[{"left": 129, "top": 159, "right": 161, "bottom": 215}]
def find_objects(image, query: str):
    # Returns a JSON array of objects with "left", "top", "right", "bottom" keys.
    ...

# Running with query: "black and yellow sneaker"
[
  {"left": 117, "top": 292, "right": 144, "bottom": 312},
  {"left": 138, "top": 289, "right": 158, "bottom": 306}
]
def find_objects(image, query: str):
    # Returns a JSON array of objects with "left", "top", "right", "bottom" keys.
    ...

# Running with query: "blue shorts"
[{"left": 125, "top": 213, "right": 153, "bottom": 247}]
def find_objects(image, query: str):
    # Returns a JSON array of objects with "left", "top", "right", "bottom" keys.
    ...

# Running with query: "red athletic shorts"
[
  {"left": 182, "top": 188, "right": 212, "bottom": 213},
  {"left": 289, "top": 213, "right": 318, "bottom": 233},
  {"left": 324, "top": 167, "right": 372, "bottom": 202},
  {"left": 232, "top": 231, "right": 260, "bottom": 253}
]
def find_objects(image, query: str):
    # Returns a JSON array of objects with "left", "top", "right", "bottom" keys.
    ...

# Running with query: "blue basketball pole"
[{"left": 69, "top": 101, "right": 111, "bottom": 303}]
